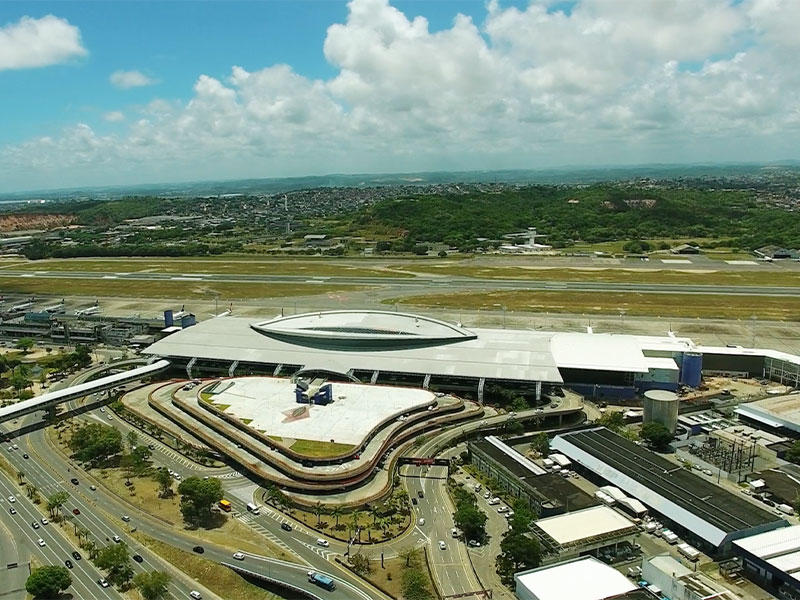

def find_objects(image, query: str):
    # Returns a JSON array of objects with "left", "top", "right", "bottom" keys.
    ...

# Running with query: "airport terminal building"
[{"left": 142, "top": 310, "right": 706, "bottom": 401}]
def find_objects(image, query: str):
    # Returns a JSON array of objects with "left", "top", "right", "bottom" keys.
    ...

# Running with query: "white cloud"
[
  {"left": 110, "top": 70, "right": 157, "bottom": 89},
  {"left": 103, "top": 111, "right": 126, "bottom": 123},
  {"left": 3, "top": 0, "right": 800, "bottom": 191},
  {"left": 0, "top": 14, "right": 86, "bottom": 71}
]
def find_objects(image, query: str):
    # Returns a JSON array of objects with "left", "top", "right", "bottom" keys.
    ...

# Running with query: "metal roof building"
[
  {"left": 144, "top": 312, "right": 564, "bottom": 394},
  {"left": 142, "top": 310, "right": 694, "bottom": 400},
  {"left": 552, "top": 428, "right": 787, "bottom": 554},
  {"left": 735, "top": 394, "right": 800, "bottom": 435},
  {"left": 733, "top": 525, "right": 800, "bottom": 597}
]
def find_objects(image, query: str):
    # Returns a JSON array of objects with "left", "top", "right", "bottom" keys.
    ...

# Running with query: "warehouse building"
[
  {"left": 469, "top": 436, "right": 597, "bottom": 517},
  {"left": 552, "top": 428, "right": 787, "bottom": 555},
  {"left": 530, "top": 505, "right": 639, "bottom": 563},
  {"left": 733, "top": 525, "right": 800, "bottom": 597},
  {"left": 736, "top": 394, "right": 800, "bottom": 436},
  {"left": 514, "top": 556, "right": 656, "bottom": 600}
]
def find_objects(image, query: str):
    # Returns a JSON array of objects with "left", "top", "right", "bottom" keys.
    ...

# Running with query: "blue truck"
[{"left": 307, "top": 570, "right": 336, "bottom": 591}]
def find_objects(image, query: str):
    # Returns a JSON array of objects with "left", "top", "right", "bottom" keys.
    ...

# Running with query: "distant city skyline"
[{"left": 1, "top": 0, "right": 798, "bottom": 193}]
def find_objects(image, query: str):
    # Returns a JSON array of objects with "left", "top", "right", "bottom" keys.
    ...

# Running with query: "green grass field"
[
  {"left": 11, "top": 257, "right": 412, "bottom": 278},
  {"left": 388, "top": 290, "right": 800, "bottom": 321},
  {"left": 0, "top": 276, "right": 367, "bottom": 300},
  {"left": 398, "top": 263, "right": 800, "bottom": 287},
  {"left": 289, "top": 438, "right": 356, "bottom": 458}
]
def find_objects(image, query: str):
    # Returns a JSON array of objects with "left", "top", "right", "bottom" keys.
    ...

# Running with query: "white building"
[{"left": 515, "top": 556, "right": 649, "bottom": 600}]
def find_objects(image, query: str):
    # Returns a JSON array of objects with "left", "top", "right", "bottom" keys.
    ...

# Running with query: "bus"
[
  {"left": 308, "top": 571, "right": 336, "bottom": 591},
  {"left": 218, "top": 499, "right": 232, "bottom": 513}
]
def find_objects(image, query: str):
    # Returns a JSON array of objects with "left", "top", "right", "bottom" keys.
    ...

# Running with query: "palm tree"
[
  {"left": 313, "top": 501, "right": 325, "bottom": 527},
  {"left": 351, "top": 510, "right": 363, "bottom": 542},
  {"left": 399, "top": 546, "right": 420, "bottom": 567},
  {"left": 16, "top": 470, "right": 25, "bottom": 485},
  {"left": 369, "top": 504, "right": 380, "bottom": 525},
  {"left": 329, "top": 505, "right": 344, "bottom": 529}
]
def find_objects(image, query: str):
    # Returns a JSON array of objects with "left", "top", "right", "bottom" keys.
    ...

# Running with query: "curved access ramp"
[{"left": 0, "top": 359, "right": 170, "bottom": 424}]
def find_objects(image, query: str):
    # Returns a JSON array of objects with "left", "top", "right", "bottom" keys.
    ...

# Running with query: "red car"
[{"left": 72, "top": 508, "right": 80, "bottom": 516}]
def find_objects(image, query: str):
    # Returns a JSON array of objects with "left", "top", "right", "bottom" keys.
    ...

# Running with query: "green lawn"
[{"left": 289, "top": 438, "right": 356, "bottom": 458}]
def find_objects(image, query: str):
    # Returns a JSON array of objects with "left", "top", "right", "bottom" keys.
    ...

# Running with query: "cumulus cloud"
[
  {"left": 3, "top": 0, "right": 800, "bottom": 190},
  {"left": 110, "top": 70, "right": 157, "bottom": 89},
  {"left": 103, "top": 111, "right": 126, "bottom": 123},
  {"left": 0, "top": 14, "right": 86, "bottom": 71}
]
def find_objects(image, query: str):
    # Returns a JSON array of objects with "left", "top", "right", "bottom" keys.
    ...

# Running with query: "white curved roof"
[
  {"left": 251, "top": 310, "right": 477, "bottom": 348},
  {"left": 145, "top": 315, "right": 563, "bottom": 383}
]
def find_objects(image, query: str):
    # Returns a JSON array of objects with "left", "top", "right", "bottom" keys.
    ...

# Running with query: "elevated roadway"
[{"left": 0, "top": 359, "right": 170, "bottom": 424}]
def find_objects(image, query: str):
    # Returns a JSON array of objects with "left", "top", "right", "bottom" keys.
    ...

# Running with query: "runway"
[{"left": 1, "top": 268, "right": 799, "bottom": 297}]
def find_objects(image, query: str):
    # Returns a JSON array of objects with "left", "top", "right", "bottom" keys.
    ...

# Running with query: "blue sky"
[{"left": 0, "top": 0, "right": 797, "bottom": 192}]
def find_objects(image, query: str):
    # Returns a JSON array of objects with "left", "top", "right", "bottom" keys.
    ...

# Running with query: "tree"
[
  {"left": 437, "top": 250, "right": 447, "bottom": 258},
  {"left": 497, "top": 532, "right": 541, "bottom": 582},
  {"left": 133, "top": 571, "right": 171, "bottom": 600},
  {"left": 177, "top": 476, "right": 223, "bottom": 526},
  {"left": 9, "top": 372, "right": 31, "bottom": 394},
  {"left": 68, "top": 423, "right": 123, "bottom": 465},
  {"left": 153, "top": 468, "right": 172, "bottom": 498},
  {"left": 131, "top": 445, "right": 153, "bottom": 474},
  {"left": 26, "top": 566, "right": 72, "bottom": 598},
  {"left": 401, "top": 567, "right": 433, "bottom": 600},
  {"left": 375, "top": 241, "right": 392, "bottom": 252},
  {"left": 528, "top": 433, "right": 550, "bottom": 457},
  {"left": 399, "top": 546, "right": 420, "bottom": 568},
  {"left": 786, "top": 441, "right": 800, "bottom": 465},
  {"left": 46, "top": 491, "right": 70, "bottom": 520},
  {"left": 641, "top": 422, "right": 674, "bottom": 450},
  {"left": 412, "top": 244, "right": 429, "bottom": 256},
  {"left": 597, "top": 411, "right": 626, "bottom": 432},
  {"left": 454, "top": 503, "right": 488, "bottom": 542},
  {"left": 329, "top": 505, "right": 344, "bottom": 528},
  {"left": 349, "top": 552, "right": 373, "bottom": 576},
  {"left": 313, "top": 501, "right": 325, "bottom": 527},
  {"left": 15, "top": 337, "right": 35, "bottom": 353},
  {"left": 503, "top": 418, "right": 524, "bottom": 435},
  {"left": 95, "top": 542, "right": 133, "bottom": 587},
  {"left": 16, "top": 469, "right": 25, "bottom": 484},
  {"left": 126, "top": 431, "right": 139, "bottom": 450},
  {"left": 510, "top": 397, "right": 530, "bottom": 412},
  {"left": 351, "top": 509, "right": 363, "bottom": 541}
]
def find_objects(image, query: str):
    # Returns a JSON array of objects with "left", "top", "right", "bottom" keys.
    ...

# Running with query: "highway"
[
  {"left": 2, "top": 268, "right": 800, "bottom": 297},
  {"left": 0, "top": 362, "right": 390, "bottom": 600}
]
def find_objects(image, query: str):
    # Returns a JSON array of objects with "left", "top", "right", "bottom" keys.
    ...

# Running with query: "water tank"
[
  {"left": 643, "top": 390, "right": 679, "bottom": 434},
  {"left": 680, "top": 352, "right": 703, "bottom": 387}
]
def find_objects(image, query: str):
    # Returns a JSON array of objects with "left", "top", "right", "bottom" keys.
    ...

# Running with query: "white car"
[
  {"left": 483, "top": 492, "right": 491, "bottom": 499},
  {"left": 7, "top": 496, "right": 16, "bottom": 503},
  {"left": 438, "top": 540, "right": 446, "bottom": 550},
  {"left": 316, "top": 538, "right": 330, "bottom": 547},
  {"left": 41, "top": 518, "right": 49, "bottom": 525},
  {"left": 98, "top": 578, "right": 110, "bottom": 588},
  {"left": 100, "top": 407, "right": 105, "bottom": 412},
  {"left": 418, "top": 518, "right": 425, "bottom": 526},
  {"left": 232, "top": 552, "right": 245, "bottom": 561},
  {"left": 112, "top": 535, "right": 121, "bottom": 543},
  {"left": 12, "top": 444, "right": 18, "bottom": 450},
  {"left": 107, "top": 415, "right": 113, "bottom": 420},
  {"left": 190, "top": 592, "right": 202, "bottom": 600},
  {"left": 37, "top": 538, "right": 46, "bottom": 547}
]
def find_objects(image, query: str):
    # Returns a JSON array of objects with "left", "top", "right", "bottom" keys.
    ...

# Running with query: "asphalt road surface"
[{"left": 2, "top": 268, "right": 799, "bottom": 297}]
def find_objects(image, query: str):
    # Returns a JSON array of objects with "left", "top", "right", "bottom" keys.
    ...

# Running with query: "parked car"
[
  {"left": 438, "top": 541, "right": 446, "bottom": 550},
  {"left": 65, "top": 559, "right": 73, "bottom": 569},
  {"left": 72, "top": 551, "right": 82, "bottom": 560},
  {"left": 37, "top": 538, "right": 46, "bottom": 547},
  {"left": 72, "top": 508, "right": 80, "bottom": 516},
  {"left": 8, "top": 507, "right": 16, "bottom": 515},
  {"left": 70, "top": 478, "right": 79, "bottom": 485},
  {"left": 97, "top": 578, "right": 109, "bottom": 588},
  {"left": 112, "top": 535, "right": 121, "bottom": 543},
  {"left": 417, "top": 491, "right": 424, "bottom": 499},
  {"left": 31, "top": 522, "right": 40, "bottom": 529}
]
